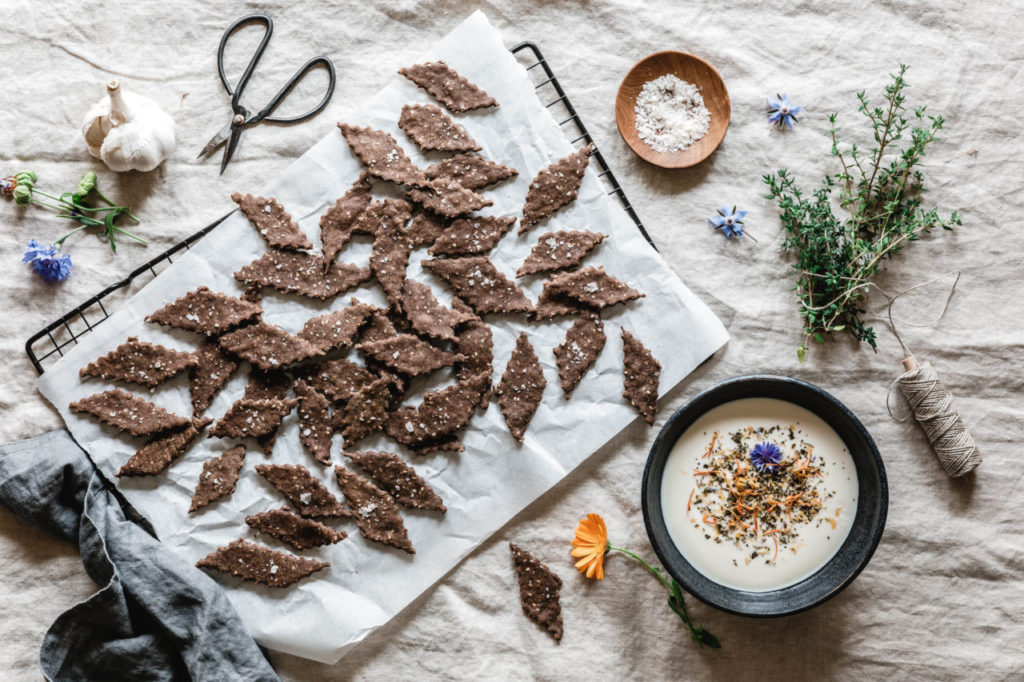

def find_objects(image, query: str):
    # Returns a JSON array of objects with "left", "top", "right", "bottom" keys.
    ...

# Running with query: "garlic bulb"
[{"left": 82, "top": 80, "right": 175, "bottom": 172}]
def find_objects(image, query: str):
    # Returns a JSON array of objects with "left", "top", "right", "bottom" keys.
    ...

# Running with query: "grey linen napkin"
[{"left": 0, "top": 430, "right": 280, "bottom": 682}]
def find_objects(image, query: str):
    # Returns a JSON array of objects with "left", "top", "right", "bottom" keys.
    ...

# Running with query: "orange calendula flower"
[{"left": 571, "top": 513, "right": 609, "bottom": 580}]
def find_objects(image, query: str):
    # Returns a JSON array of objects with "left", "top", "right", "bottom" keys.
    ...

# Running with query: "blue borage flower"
[
  {"left": 708, "top": 205, "right": 749, "bottom": 239},
  {"left": 749, "top": 441, "right": 783, "bottom": 473},
  {"left": 767, "top": 94, "right": 803, "bottom": 130},
  {"left": 23, "top": 240, "right": 72, "bottom": 283}
]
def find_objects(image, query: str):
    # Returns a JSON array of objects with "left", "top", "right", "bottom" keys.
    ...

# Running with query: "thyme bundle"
[{"left": 764, "top": 65, "right": 961, "bottom": 361}]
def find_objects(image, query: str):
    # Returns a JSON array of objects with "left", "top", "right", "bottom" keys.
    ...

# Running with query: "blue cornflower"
[
  {"left": 767, "top": 94, "right": 803, "bottom": 130},
  {"left": 23, "top": 240, "right": 72, "bottom": 283},
  {"left": 749, "top": 441, "right": 783, "bottom": 474},
  {"left": 708, "top": 205, "right": 748, "bottom": 239}
]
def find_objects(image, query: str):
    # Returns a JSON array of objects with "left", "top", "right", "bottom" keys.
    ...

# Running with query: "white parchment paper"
[{"left": 36, "top": 11, "right": 728, "bottom": 663}]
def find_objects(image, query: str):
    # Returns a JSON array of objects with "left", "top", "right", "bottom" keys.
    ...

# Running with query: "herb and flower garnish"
[
  {"left": 748, "top": 441, "right": 783, "bottom": 473},
  {"left": 571, "top": 513, "right": 720, "bottom": 649},
  {"left": 708, "top": 205, "right": 755, "bottom": 241},
  {"left": 767, "top": 94, "right": 803, "bottom": 130}
]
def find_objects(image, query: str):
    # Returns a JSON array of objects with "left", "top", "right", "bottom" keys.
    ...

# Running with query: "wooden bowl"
[{"left": 616, "top": 51, "right": 730, "bottom": 169}]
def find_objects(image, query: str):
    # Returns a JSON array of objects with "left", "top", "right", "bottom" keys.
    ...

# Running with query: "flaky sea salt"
[{"left": 634, "top": 74, "right": 710, "bottom": 153}]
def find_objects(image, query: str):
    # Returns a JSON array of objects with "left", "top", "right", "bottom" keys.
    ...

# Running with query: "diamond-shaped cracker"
[
  {"left": 246, "top": 508, "right": 346, "bottom": 551},
  {"left": 344, "top": 450, "right": 445, "bottom": 512},
  {"left": 424, "top": 153, "right": 518, "bottom": 191},
  {"left": 297, "top": 302, "right": 374, "bottom": 354},
  {"left": 399, "top": 103, "right": 481, "bottom": 152},
  {"left": 452, "top": 308, "right": 493, "bottom": 410},
  {"left": 404, "top": 210, "right": 450, "bottom": 248},
  {"left": 119, "top": 417, "right": 211, "bottom": 477},
  {"left": 255, "top": 463, "right": 351, "bottom": 518},
  {"left": 218, "top": 322, "right": 320, "bottom": 370},
  {"left": 334, "top": 466, "right": 414, "bottom": 554},
  {"left": 297, "top": 358, "right": 378, "bottom": 403},
  {"left": 429, "top": 215, "right": 516, "bottom": 257},
  {"left": 554, "top": 313, "right": 606, "bottom": 398},
  {"left": 294, "top": 380, "right": 333, "bottom": 465},
  {"left": 531, "top": 289, "right": 593, "bottom": 321},
  {"left": 521, "top": 144, "right": 594, "bottom": 231},
  {"left": 368, "top": 200, "right": 415, "bottom": 308},
  {"left": 510, "top": 543, "right": 563, "bottom": 641},
  {"left": 320, "top": 172, "right": 373, "bottom": 269},
  {"left": 406, "top": 435, "right": 465, "bottom": 456},
  {"left": 398, "top": 61, "right": 498, "bottom": 113},
  {"left": 80, "top": 336, "right": 196, "bottom": 389},
  {"left": 70, "top": 389, "right": 190, "bottom": 437},
  {"left": 232, "top": 193, "right": 312, "bottom": 251},
  {"left": 334, "top": 376, "right": 392, "bottom": 446},
  {"left": 496, "top": 333, "right": 546, "bottom": 442},
  {"left": 384, "top": 371, "right": 489, "bottom": 447},
  {"left": 423, "top": 256, "right": 533, "bottom": 315},
  {"left": 400, "top": 279, "right": 464, "bottom": 342},
  {"left": 244, "top": 369, "right": 292, "bottom": 456},
  {"left": 338, "top": 123, "right": 428, "bottom": 187},
  {"left": 542, "top": 266, "right": 644, "bottom": 310},
  {"left": 197, "top": 539, "right": 329, "bottom": 588},
  {"left": 516, "top": 230, "right": 607, "bottom": 278},
  {"left": 189, "top": 445, "right": 245, "bottom": 513},
  {"left": 209, "top": 397, "right": 298, "bottom": 440},
  {"left": 189, "top": 339, "right": 239, "bottom": 415},
  {"left": 407, "top": 179, "right": 492, "bottom": 219},
  {"left": 234, "top": 250, "right": 372, "bottom": 300},
  {"left": 146, "top": 286, "right": 262, "bottom": 336},
  {"left": 357, "top": 334, "right": 463, "bottom": 377},
  {"left": 621, "top": 329, "right": 661, "bottom": 425}
]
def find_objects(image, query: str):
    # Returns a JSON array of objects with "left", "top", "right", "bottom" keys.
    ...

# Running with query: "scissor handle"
[
  {"left": 217, "top": 14, "right": 274, "bottom": 104},
  {"left": 251, "top": 56, "right": 337, "bottom": 125}
]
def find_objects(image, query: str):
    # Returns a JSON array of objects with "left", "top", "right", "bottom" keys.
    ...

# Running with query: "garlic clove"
[{"left": 81, "top": 79, "right": 176, "bottom": 172}]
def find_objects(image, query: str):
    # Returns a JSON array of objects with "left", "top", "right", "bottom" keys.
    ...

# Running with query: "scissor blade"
[
  {"left": 197, "top": 121, "right": 234, "bottom": 159},
  {"left": 220, "top": 126, "right": 244, "bottom": 175}
]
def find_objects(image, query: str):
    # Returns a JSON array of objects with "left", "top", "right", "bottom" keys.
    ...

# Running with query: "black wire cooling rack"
[{"left": 25, "top": 40, "right": 657, "bottom": 375}]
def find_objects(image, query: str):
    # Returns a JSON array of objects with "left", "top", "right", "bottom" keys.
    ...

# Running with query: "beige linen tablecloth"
[{"left": 1, "top": 1, "right": 1021, "bottom": 679}]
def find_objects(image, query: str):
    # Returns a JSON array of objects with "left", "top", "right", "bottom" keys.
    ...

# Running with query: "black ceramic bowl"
[{"left": 641, "top": 375, "right": 887, "bottom": 617}]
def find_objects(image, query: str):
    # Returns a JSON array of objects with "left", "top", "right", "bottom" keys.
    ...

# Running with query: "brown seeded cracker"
[
  {"left": 334, "top": 467, "right": 414, "bottom": 554},
  {"left": 531, "top": 289, "right": 594, "bottom": 321},
  {"left": 384, "top": 371, "right": 489, "bottom": 447},
  {"left": 189, "top": 340, "right": 239, "bottom": 415},
  {"left": 232, "top": 193, "right": 312, "bottom": 251},
  {"left": 345, "top": 450, "right": 446, "bottom": 512},
  {"left": 119, "top": 417, "right": 211, "bottom": 477},
  {"left": 297, "top": 302, "right": 374, "bottom": 354},
  {"left": 404, "top": 211, "right": 451, "bottom": 248},
  {"left": 621, "top": 329, "right": 661, "bottom": 425},
  {"left": 406, "top": 179, "right": 492, "bottom": 219},
  {"left": 452, "top": 298, "right": 493, "bottom": 410},
  {"left": 400, "top": 279, "right": 464, "bottom": 342},
  {"left": 243, "top": 369, "right": 291, "bottom": 456},
  {"left": 423, "top": 256, "right": 533, "bottom": 315},
  {"left": 521, "top": 144, "right": 594, "bottom": 231},
  {"left": 496, "top": 333, "right": 546, "bottom": 442},
  {"left": 197, "top": 539, "right": 329, "bottom": 588},
  {"left": 189, "top": 445, "right": 245, "bottom": 513},
  {"left": 146, "top": 286, "right": 262, "bottom": 336},
  {"left": 80, "top": 336, "right": 196, "bottom": 389},
  {"left": 368, "top": 200, "right": 415, "bottom": 308},
  {"left": 209, "top": 397, "right": 298, "bottom": 440},
  {"left": 357, "top": 305, "right": 400, "bottom": 344},
  {"left": 517, "top": 230, "right": 607, "bottom": 278},
  {"left": 334, "top": 377, "right": 392, "bottom": 445},
  {"left": 357, "top": 334, "right": 463, "bottom": 377},
  {"left": 219, "top": 322, "right": 320, "bottom": 370},
  {"left": 510, "top": 543, "right": 563, "bottom": 642},
  {"left": 320, "top": 172, "right": 373, "bottom": 269},
  {"left": 293, "top": 380, "right": 333, "bottom": 465},
  {"left": 429, "top": 215, "right": 517, "bottom": 257},
  {"left": 298, "top": 358, "right": 378, "bottom": 403},
  {"left": 398, "top": 61, "right": 498, "bottom": 113},
  {"left": 234, "top": 250, "right": 371, "bottom": 300},
  {"left": 338, "top": 123, "right": 429, "bottom": 187},
  {"left": 542, "top": 266, "right": 644, "bottom": 310},
  {"left": 246, "top": 508, "right": 346, "bottom": 550},
  {"left": 70, "top": 389, "right": 190, "bottom": 437},
  {"left": 255, "top": 463, "right": 351, "bottom": 518},
  {"left": 406, "top": 435, "right": 464, "bottom": 456},
  {"left": 425, "top": 153, "right": 518, "bottom": 191},
  {"left": 398, "top": 103, "right": 481, "bottom": 152},
  {"left": 554, "top": 314, "right": 606, "bottom": 398}
]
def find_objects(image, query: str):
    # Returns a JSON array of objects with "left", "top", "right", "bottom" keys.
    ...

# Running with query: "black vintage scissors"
[{"left": 197, "top": 14, "right": 336, "bottom": 174}]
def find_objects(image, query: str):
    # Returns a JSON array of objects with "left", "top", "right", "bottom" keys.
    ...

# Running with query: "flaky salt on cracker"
[
  {"left": 531, "top": 289, "right": 593, "bottom": 321},
  {"left": 510, "top": 543, "right": 563, "bottom": 642},
  {"left": 197, "top": 539, "right": 329, "bottom": 588},
  {"left": 243, "top": 370, "right": 291, "bottom": 455},
  {"left": 256, "top": 463, "right": 351, "bottom": 518},
  {"left": 298, "top": 358, "right": 378, "bottom": 403},
  {"left": 334, "top": 466, "right": 414, "bottom": 554},
  {"left": 521, "top": 144, "right": 594, "bottom": 230},
  {"left": 384, "top": 371, "right": 489, "bottom": 448},
  {"left": 496, "top": 333, "right": 546, "bottom": 442},
  {"left": 517, "top": 230, "right": 607, "bottom": 278},
  {"left": 407, "top": 179, "right": 493, "bottom": 219},
  {"left": 294, "top": 380, "right": 333, "bottom": 465},
  {"left": 554, "top": 313, "right": 606, "bottom": 398},
  {"left": 429, "top": 215, "right": 517, "bottom": 257},
  {"left": 297, "top": 302, "right": 374, "bottom": 354},
  {"left": 357, "top": 334, "right": 463, "bottom": 377},
  {"left": 232, "top": 193, "right": 312, "bottom": 251},
  {"left": 542, "top": 266, "right": 644, "bottom": 310},
  {"left": 345, "top": 450, "right": 446, "bottom": 512},
  {"left": 334, "top": 376, "right": 392, "bottom": 446},
  {"left": 400, "top": 279, "right": 466, "bottom": 342},
  {"left": 119, "top": 416, "right": 211, "bottom": 477},
  {"left": 189, "top": 445, "right": 245, "bottom": 513},
  {"left": 399, "top": 103, "right": 481, "bottom": 152},
  {"left": 246, "top": 508, "right": 346, "bottom": 551},
  {"left": 423, "top": 256, "right": 533, "bottom": 315},
  {"left": 404, "top": 211, "right": 451, "bottom": 248},
  {"left": 621, "top": 329, "right": 661, "bottom": 425},
  {"left": 209, "top": 397, "right": 298, "bottom": 440},
  {"left": 368, "top": 200, "right": 415, "bottom": 308},
  {"left": 189, "top": 340, "right": 239, "bottom": 415},
  {"left": 452, "top": 299, "right": 494, "bottom": 410},
  {"left": 338, "top": 123, "right": 428, "bottom": 187},
  {"left": 425, "top": 153, "right": 518, "bottom": 191},
  {"left": 234, "top": 250, "right": 372, "bottom": 300},
  {"left": 80, "top": 336, "right": 196, "bottom": 389},
  {"left": 399, "top": 60, "right": 498, "bottom": 113},
  {"left": 70, "top": 389, "right": 190, "bottom": 437},
  {"left": 146, "top": 286, "right": 262, "bottom": 336},
  {"left": 218, "top": 322, "right": 320, "bottom": 370},
  {"left": 320, "top": 172, "right": 373, "bottom": 269}
]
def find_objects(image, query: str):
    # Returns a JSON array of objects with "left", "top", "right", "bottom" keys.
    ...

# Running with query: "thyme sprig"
[{"left": 764, "top": 65, "right": 960, "bottom": 361}]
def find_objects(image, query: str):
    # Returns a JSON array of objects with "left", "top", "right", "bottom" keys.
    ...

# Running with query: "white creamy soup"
[{"left": 661, "top": 397, "right": 858, "bottom": 592}]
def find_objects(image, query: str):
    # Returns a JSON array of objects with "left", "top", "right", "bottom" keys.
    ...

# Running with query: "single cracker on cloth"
[
  {"left": 424, "top": 153, "right": 518, "bottom": 191},
  {"left": 344, "top": 450, "right": 446, "bottom": 512},
  {"left": 338, "top": 123, "right": 429, "bottom": 187},
  {"left": 189, "top": 445, "right": 245, "bottom": 513},
  {"left": 541, "top": 266, "right": 644, "bottom": 310},
  {"left": 428, "top": 215, "right": 517, "bottom": 257},
  {"left": 218, "top": 322, "right": 321, "bottom": 371},
  {"left": 368, "top": 200, "right": 415, "bottom": 308},
  {"left": 357, "top": 334, "right": 464, "bottom": 377},
  {"left": 231, "top": 193, "right": 312, "bottom": 251},
  {"left": 496, "top": 333, "right": 546, "bottom": 442},
  {"left": 209, "top": 397, "right": 299, "bottom": 440},
  {"left": 423, "top": 256, "right": 534, "bottom": 315},
  {"left": 245, "top": 507, "right": 347, "bottom": 551},
  {"left": 234, "top": 250, "right": 372, "bottom": 301},
  {"left": 146, "top": 286, "right": 262, "bottom": 336},
  {"left": 516, "top": 230, "right": 607, "bottom": 278},
  {"left": 70, "top": 389, "right": 190, "bottom": 437},
  {"left": 334, "top": 466, "right": 415, "bottom": 554},
  {"left": 399, "top": 103, "right": 481, "bottom": 152},
  {"left": 297, "top": 302, "right": 375, "bottom": 355},
  {"left": 189, "top": 339, "right": 239, "bottom": 415},
  {"left": 406, "top": 179, "right": 493, "bottom": 218},
  {"left": 197, "top": 538, "right": 329, "bottom": 588},
  {"left": 398, "top": 60, "right": 498, "bottom": 113},
  {"left": 320, "top": 172, "right": 373, "bottom": 269},
  {"left": 255, "top": 463, "right": 351, "bottom": 518},
  {"left": 553, "top": 313, "right": 606, "bottom": 398},
  {"left": 119, "top": 416, "right": 211, "bottom": 477},
  {"left": 510, "top": 543, "right": 563, "bottom": 642},
  {"left": 621, "top": 328, "right": 661, "bottom": 425},
  {"left": 334, "top": 376, "right": 392, "bottom": 446},
  {"left": 294, "top": 380, "right": 333, "bottom": 465},
  {"left": 520, "top": 144, "right": 594, "bottom": 231},
  {"left": 80, "top": 336, "right": 197, "bottom": 389},
  {"left": 384, "top": 371, "right": 489, "bottom": 448}
]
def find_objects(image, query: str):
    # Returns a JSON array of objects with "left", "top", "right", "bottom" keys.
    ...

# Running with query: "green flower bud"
[
  {"left": 14, "top": 171, "right": 37, "bottom": 188},
  {"left": 72, "top": 171, "right": 97, "bottom": 202},
  {"left": 13, "top": 183, "right": 33, "bottom": 206}
]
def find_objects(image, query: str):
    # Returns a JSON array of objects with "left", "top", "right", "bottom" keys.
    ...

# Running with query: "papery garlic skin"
[{"left": 82, "top": 80, "right": 175, "bottom": 172}]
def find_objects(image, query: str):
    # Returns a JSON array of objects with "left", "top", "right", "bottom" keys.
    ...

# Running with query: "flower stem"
[{"left": 607, "top": 545, "right": 672, "bottom": 590}]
